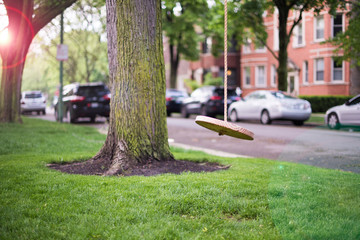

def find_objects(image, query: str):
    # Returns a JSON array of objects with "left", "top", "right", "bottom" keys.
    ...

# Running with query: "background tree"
[
  {"left": 0, "top": 0, "right": 77, "bottom": 123},
  {"left": 90, "top": 0, "right": 173, "bottom": 175},
  {"left": 329, "top": 1, "right": 360, "bottom": 66},
  {"left": 162, "top": 0, "right": 210, "bottom": 89},
  {"left": 326, "top": 1, "right": 360, "bottom": 94}
]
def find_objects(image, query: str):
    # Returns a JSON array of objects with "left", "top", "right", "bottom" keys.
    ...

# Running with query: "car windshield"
[
  {"left": 167, "top": 90, "right": 188, "bottom": 98},
  {"left": 214, "top": 89, "right": 237, "bottom": 97},
  {"left": 77, "top": 86, "right": 109, "bottom": 97},
  {"left": 271, "top": 91, "right": 296, "bottom": 99},
  {"left": 25, "top": 93, "right": 42, "bottom": 99}
]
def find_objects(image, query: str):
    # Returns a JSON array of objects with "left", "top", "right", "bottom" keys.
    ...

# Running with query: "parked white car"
[
  {"left": 228, "top": 90, "right": 312, "bottom": 126},
  {"left": 325, "top": 94, "right": 360, "bottom": 129},
  {"left": 20, "top": 91, "right": 46, "bottom": 115}
]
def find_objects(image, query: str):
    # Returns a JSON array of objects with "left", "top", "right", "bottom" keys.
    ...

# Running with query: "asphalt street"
[{"left": 29, "top": 108, "right": 360, "bottom": 173}]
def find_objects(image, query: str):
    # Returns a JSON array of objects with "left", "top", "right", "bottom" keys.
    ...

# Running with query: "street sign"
[{"left": 56, "top": 44, "right": 68, "bottom": 61}]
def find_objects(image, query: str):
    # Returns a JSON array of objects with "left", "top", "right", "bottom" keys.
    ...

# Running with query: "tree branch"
[
  {"left": 256, "top": 36, "right": 279, "bottom": 61},
  {"left": 32, "top": 0, "right": 77, "bottom": 35},
  {"left": 286, "top": 6, "right": 306, "bottom": 46}
]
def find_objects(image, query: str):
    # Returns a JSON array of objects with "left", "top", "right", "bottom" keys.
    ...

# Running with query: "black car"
[
  {"left": 54, "top": 82, "right": 110, "bottom": 123},
  {"left": 181, "top": 86, "right": 241, "bottom": 118},
  {"left": 166, "top": 89, "right": 189, "bottom": 116}
]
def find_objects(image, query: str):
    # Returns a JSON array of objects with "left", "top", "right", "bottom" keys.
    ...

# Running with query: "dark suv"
[
  {"left": 181, "top": 86, "right": 240, "bottom": 118},
  {"left": 54, "top": 82, "right": 110, "bottom": 123}
]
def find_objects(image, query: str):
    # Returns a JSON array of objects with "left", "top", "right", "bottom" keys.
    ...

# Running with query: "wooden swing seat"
[{"left": 195, "top": 116, "right": 254, "bottom": 140}]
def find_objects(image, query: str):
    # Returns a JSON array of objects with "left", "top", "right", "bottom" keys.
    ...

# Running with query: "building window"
[
  {"left": 255, "top": 42, "right": 266, "bottom": 53},
  {"left": 315, "top": 58, "right": 324, "bottom": 82},
  {"left": 243, "top": 67, "right": 251, "bottom": 86},
  {"left": 293, "top": 22, "right": 304, "bottom": 47},
  {"left": 332, "top": 59, "right": 343, "bottom": 81},
  {"left": 243, "top": 39, "right": 251, "bottom": 54},
  {"left": 271, "top": 65, "right": 277, "bottom": 86},
  {"left": 255, "top": 66, "right": 266, "bottom": 87},
  {"left": 303, "top": 61, "right": 309, "bottom": 84},
  {"left": 315, "top": 16, "right": 324, "bottom": 41},
  {"left": 332, "top": 14, "right": 343, "bottom": 37}
]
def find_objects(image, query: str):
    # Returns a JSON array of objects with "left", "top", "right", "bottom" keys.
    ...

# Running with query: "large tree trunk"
[
  {"left": 93, "top": 0, "right": 173, "bottom": 175},
  {"left": 0, "top": 1, "right": 33, "bottom": 123},
  {"left": 277, "top": 8, "right": 289, "bottom": 92},
  {"left": 0, "top": 62, "right": 26, "bottom": 123}
]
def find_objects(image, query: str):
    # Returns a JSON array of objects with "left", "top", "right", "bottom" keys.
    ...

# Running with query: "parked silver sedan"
[
  {"left": 228, "top": 90, "right": 312, "bottom": 126},
  {"left": 325, "top": 94, "right": 360, "bottom": 129}
]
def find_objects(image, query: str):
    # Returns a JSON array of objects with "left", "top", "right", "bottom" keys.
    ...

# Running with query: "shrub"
[
  {"left": 203, "top": 72, "right": 223, "bottom": 86},
  {"left": 184, "top": 79, "right": 200, "bottom": 92},
  {"left": 299, "top": 95, "right": 354, "bottom": 113}
]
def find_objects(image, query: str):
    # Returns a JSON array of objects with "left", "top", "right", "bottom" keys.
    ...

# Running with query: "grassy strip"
[
  {"left": 0, "top": 118, "right": 359, "bottom": 239},
  {"left": 306, "top": 114, "right": 325, "bottom": 125}
]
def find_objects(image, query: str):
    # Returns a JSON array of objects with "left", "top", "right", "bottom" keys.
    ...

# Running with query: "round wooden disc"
[{"left": 195, "top": 116, "right": 254, "bottom": 140}]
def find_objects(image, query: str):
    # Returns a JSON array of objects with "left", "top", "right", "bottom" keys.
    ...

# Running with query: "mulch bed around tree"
[{"left": 48, "top": 158, "right": 230, "bottom": 177}]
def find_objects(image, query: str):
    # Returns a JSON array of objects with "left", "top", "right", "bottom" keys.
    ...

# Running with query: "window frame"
[
  {"left": 243, "top": 39, "right": 251, "bottom": 54},
  {"left": 314, "top": 58, "right": 325, "bottom": 82},
  {"left": 293, "top": 21, "right": 305, "bottom": 48},
  {"left": 303, "top": 61, "right": 309, "bottom": 84},
  {"left": 332, "top": 13, "right": 344, "bottom": 37},
  {"left": 314, "top": 15, "right": 325, "bottom": 42},
  {"left": 331, "top": 58, "right": 344, "bottom": 82},
  {"left": 243, "top": 66, "right": 251, "bottom": 87},
  {"left": 255, "top": 65, "right": 267, "bottom": 87}
]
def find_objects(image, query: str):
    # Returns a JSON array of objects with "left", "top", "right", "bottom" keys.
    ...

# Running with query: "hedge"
[{"left": 299, "top": 95, "right": 354, "bottom": 113}]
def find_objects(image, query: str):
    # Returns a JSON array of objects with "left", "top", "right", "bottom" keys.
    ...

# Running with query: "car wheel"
[
  {"left": 42, "top": 110, "right": 46, "bottom": 115},
  {"left": 201, "top": 105, "right": 208, "bottom": 116},
  {"left": 167, "top": 111, "right": 171, "bottom": 117},
  {"left": 328, "top": 113, "right": 340, "bottom": 129},
  {"left": 90, "top": 116, "right": 96, "bottom": 123},
  {"left": 67, "top": 109, "right": 77, "bottom": 123},
  {"left": 260, "top": 110, "right": 271, "bottom": 125},
  {"left": 293, "top": 120, "right": 304, "bottom": 126},
  {"left": 181, "top": 106, "right": 189, "bottom": 118},
  {"left": 229, "top": 109, "right": 238, "bottom": 122}
]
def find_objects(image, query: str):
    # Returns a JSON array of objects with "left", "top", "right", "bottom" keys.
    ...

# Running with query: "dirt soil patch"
[{"left": 48, "top": 158, "right": 230, "bottom": 177}]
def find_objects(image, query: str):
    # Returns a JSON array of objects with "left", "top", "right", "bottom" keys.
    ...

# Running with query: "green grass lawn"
[
  {"left": 306, "top": 114, "right": 325, "bottom": 125},
  {"left": 0, "top": 118, "right": 359, "bottom": 239}
]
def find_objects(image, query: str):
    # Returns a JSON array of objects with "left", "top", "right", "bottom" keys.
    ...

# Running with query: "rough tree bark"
[
  {"left": 0, "top": 0, "right": 77, "bottom": 123},
  {"left": 92, "top": 0, "right": 174, "bottom": 176}
]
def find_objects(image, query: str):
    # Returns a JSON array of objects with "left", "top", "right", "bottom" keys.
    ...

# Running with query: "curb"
[{"left": 169, "top": 142, "right": 252, "bottom": 159}]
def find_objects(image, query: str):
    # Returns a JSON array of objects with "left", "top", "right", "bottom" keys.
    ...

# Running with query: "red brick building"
[{"left": 186, "top": 8, "right": 360, "bottom": 96}]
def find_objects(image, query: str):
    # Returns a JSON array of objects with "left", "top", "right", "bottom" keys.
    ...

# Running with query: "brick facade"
[
  {"left": 165, "top": 8, "right": 360, "bottom": 96},
  {"left": 241, "top": 8, "right": 353, "bottom": 96}
]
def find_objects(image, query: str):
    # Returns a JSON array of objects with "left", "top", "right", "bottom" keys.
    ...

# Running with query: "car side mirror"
[{"left": 345, "top": 100, "right": 350, "bottom": 106}]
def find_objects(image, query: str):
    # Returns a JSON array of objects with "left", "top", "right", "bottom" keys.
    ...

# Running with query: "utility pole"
[{"left": 57, "top": 12, "right": 65, "bottom": 122}]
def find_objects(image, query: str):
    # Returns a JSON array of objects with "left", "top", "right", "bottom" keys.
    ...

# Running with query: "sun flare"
[{"left": 0, "top": 28, "right": 10, "bottom": 45}]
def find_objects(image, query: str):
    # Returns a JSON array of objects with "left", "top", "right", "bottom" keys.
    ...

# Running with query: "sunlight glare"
[{"left": 0, "top": 28, "right": 10, "bottom": 45}]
